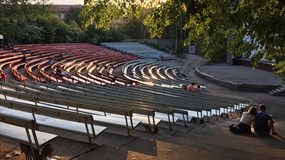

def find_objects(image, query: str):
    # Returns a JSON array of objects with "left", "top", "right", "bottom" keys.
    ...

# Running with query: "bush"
[
  {"left": 21, "top": 23, "right": 44, "bottom": 44},
  {"left": 86, "top": 27, "right": 125, "bottom": 45}
]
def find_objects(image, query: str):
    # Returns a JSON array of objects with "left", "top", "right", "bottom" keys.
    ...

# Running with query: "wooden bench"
[
  {"left": 38, "top": 61, "right": 64, "bottom": 83},
  {"left": 0, "top": 59, "right": 22, "bottom": 72},
  {"left": 74, "top": 61, "right": 104, "bottom": 85},
  {"left": 12, "top": 66, "right": 28, "bottom": 81},
  {"left": 58, "top": 82, "right": 189, "bottom": 122},
  {"left": 38, "top": 100, "right": 140, "bottom": 135},
  {"left": 9, "top": 59, "right": 28, "bottom": 81},
  {"left": 0, "top": 52, "right": 22, "bottom": 63},
  {"left": 77, "top": 61, "right": 107, "bottom": 85},
  {"left": 3, "top": 78, "right": 233, "bottom": 127},
  {"left": 34, "top": 79, "right": 183, "bottom": 110},
  {"left": 88, "top": 65, "right": 116, "bottom": 84},
  {"left": 42, "top": 81, "right": 185, "bottom": 127},
  {"left": 0, "top": 98, "right": 107, "bottom": 143},
  {"left": 0, "top": 87, "right": 140, "bottom": 136},
  {"left": 0, "top": 113, "right": 58, "bottom": 159},
  {"left": 24, "top": 57, "right": 48, "bottom": 83},
  {"left": 36, "top": 82, "right": 164, "bottom": 126}
]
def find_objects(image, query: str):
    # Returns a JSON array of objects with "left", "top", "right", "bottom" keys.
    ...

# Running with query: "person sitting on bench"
[
  {"left": 0, "top": 70, "right": 7, "bottom": 81},
  {"left": 22, "top": 55, "right": 28, "bottom": 62},
  {"left": 54, "top": 65, "right": 62, "bottom": 76},
  {"left": 56, "top": 65, "right": 70, "bottom": 78},
  {"left": 187, "top": 82, "right": 196, "bottom": 92},
  {"left": 60, "top": 68, "right": 70, "bottom": 77},
  {"left": 253, "top": 104, "right": 277, "bottom": 136},
  {"left": 8, "top": 43, "right": 15, "bottom": 52},
  {"left": 49, "top": 57, "right": 56, "bottom": 65}
]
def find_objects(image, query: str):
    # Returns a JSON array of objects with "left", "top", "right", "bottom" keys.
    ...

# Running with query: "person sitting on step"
[
  {"left": 229, "top": 106, "right": 257, "bottom": 134},
  {"left": 253, "top": 104, "right": 277, "bottom": 136}
]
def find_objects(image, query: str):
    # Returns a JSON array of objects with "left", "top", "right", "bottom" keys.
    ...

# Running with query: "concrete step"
[
  {"left": 269, "top": 86, "right": 285, "bottom": 96},
  {"left": 278, "top": 86, "right": 284, "bottom": 89},
  {"left": 152, "top": 121, "right": 285, "bottom": 160}
]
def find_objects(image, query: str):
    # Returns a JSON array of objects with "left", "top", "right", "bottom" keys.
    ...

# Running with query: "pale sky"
[
  {"left": 48, "top": 0, "right": 84, "bottom": 5},
  {"left": 48, "top": 0, "right": 168, "bottom": 5}
]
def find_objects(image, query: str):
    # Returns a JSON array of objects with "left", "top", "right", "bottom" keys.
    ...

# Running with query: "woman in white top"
[{"left": 229, "top": 106, "right": 257, "bottom": 134}]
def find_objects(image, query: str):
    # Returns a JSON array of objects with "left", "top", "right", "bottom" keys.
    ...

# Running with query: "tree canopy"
[
  {"left": 81, "top": 0, "right": 285, "bottom": 77},
  {"left": 0, "top": 0, "right": 125, "bottom": 45},
  {"left": 0, "top": 0, "right": 76, "bottom": 44}
]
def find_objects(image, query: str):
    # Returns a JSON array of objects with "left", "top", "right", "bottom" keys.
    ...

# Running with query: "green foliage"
[
  {"left": 183, "top": 0, "right": 233, "bottom": 63},
  {"left": 68, "top": 20, "right": 84, "bottom": 42},
  {"left": 143, "top": 0, "right": 181, "bottom": 38},
  {"left": 145, "top": 42, "right": 172, "bottom": 54},
  {"left": 0, "top": 0, "right": 86, "bottom": 44},
  {"left": 1, "top": 0, "right": 284, "bottom": 77},
  {"left": 275, "top": 60, "right": 285, "bottom": 76},
  {"left": 0, "top": 0, "right": 127, "bottom": 47},
  {"left": 119, "top": 14, "right": 149, "bottom": 39},
  {"left": 81, "top": 0, "right": 123, "bottom": 30},
  {"left": 65, "top": 6, "right": 83, "bottom": 27},
  {"left": 176, "top": 42, "right": 186, "bottom": 56},
  {"left": 21, "top": 23, "right": 44, "bottom": 44},
  {"left": 0, "top": 18, "right": 21, "bottom": 44},
  {"left": 33, "top": 15, "right": 56, "bottom": 43},
  {"left": 184, "top": 0, "right": 285, "bottom": 75},
  {"left": 83, "top": 24, "right": 124, "bottom": 45},
  {"left": 51, "top": 17, "right": 71, "bottom": 43},
  {"left": 0, "top": 1, "right": 55, "bottom": 44}
]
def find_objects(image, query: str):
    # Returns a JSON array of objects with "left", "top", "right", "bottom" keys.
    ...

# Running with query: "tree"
[
  {"left": 68, "top": 20, "right": 84, "bottom": 42},
  {"left": 81, "top": 0, "right": 167, "bottom": 29},
  {"left": 21, "top": 23, "right": 44, "bottom": 44},
  {"left": 33, "top": 15, "right": 57, "bottom": 43},
  {"left": 81, "top": 0, "right": 285, "bottom": 77},
  {"left": 81, "top": 0, "right": 121, "bottom": 29},
  {"left": 187, "top": 0, "right": 285, "bottom": 75},
  {"left": 0, "top": 0, "right": 86, "bottom": 44},
  {"left": 65, "top": 6, "right": 83, "bottom": 27},
  {"left": 81, "top": 0, "right": 188, "bottom": 54},
  {"left": 119, "top": 10, "right": 150, "bottom": 39},
  {"left": 0, "top": 0, "right": 58, "bottom": 44}
]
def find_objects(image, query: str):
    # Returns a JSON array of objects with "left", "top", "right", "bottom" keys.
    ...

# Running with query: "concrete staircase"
[
  {"left": 5, "top": 115, "right": 284, "bottom": 160},
  {"left": 269, "top": 85, "right": 285, "bottom": 96},
  {"left": 79, "top": 117, "right": 285, "bottom": 160},
  {"left": 150, "top": 117, "right": 285, "bottom": 160}
]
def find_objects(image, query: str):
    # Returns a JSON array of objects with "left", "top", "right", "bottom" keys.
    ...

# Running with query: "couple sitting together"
[{"left": 229, "top": 104, "right": 277, "bottom": 136}]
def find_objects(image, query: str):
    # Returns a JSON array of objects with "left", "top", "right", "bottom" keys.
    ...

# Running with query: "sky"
[{"left": 48, "top": 0, "right": 84, "bottom": 5}]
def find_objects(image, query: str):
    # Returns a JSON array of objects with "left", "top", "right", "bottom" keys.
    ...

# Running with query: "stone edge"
[{"left": 195, "top": 65, "right": 281, "bottom": 92}]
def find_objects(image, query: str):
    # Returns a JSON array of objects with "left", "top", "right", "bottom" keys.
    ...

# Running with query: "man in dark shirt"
[{"left": 254, "top": 104, "right": 277, "bottom": 135}]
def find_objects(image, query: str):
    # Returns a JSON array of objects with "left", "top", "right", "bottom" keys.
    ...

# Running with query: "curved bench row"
[
  {"left": 122, "top": 60, "right": 188, "bottom": 87},
  {"left": 1, "top": 43, "right": 137, "bottom": 85}
]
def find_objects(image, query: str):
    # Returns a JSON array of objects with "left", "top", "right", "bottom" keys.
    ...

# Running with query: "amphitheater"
[{"left": 0, "top": 43, "right": 285, "bottom": 160}]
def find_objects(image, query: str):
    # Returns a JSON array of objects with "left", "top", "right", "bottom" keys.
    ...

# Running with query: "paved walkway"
[
  {"left": 177, "top": 54, "right": 284, "bottom": 92},
  {"left": 179, "top": 54, "right": 284, "bottom": 86},
  {"left": 198, "top": 65, "right": 283, "bottom": 85}
]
